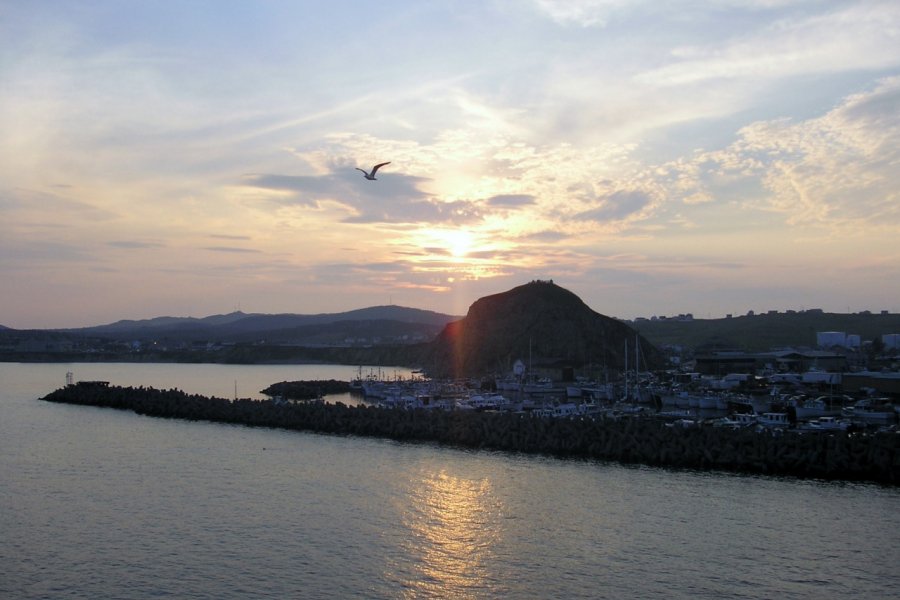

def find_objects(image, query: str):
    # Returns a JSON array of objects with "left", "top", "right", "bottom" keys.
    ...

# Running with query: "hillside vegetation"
[{"left": 632, "top": 312, "right": 900, "bottom": 352}]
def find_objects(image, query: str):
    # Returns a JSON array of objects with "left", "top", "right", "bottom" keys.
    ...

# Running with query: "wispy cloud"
[
  {"left": 108, "top": 240, "right": 165, "bottom": 249},
  {"left": 201, "top": 246, "right": 262, "bottom": 254},
  {"left": 487, "top": 194, "right": 536, "bottom": 208},
  {"left": 638, "top": 3, "right": 900, "bottom": 86},
  {"left": 655, "top": 76, "right": 900, "bottom": 230}
]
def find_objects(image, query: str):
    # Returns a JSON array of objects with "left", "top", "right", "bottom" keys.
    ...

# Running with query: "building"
[
  {"left": 694, "top": 350, "right": 848, "bottom": 375},
  {"left": 817, "top": 331, "right": 846, "bottom": 348},
  {"left": 842, "top": 371, "right": 900, "bottom": 397}
]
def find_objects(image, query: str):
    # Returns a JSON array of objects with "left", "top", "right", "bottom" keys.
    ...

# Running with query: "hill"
[
  {"left": 58, "top": 306, "right": 460, "bottom": 345},
  {"left": 420, "top": 280, "right": 663, "bottom": 378},
  {"left": 632, "top": 311, "right": 900, "bottom": 352}
]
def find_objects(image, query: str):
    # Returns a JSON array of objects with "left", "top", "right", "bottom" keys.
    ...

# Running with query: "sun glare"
[{"left": 421, "top": 228, "right": 475, "bottom": 259}]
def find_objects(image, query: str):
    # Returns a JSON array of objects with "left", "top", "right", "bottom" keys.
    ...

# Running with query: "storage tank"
[{"left": 816, "top": 331, "right": 846, "bottom": 348}]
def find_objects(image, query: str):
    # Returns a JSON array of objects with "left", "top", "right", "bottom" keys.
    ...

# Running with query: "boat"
[
  {"left": 566, "top": 384, "right": 584, "bottom": 399},
  {"left": 714, "top": 414, "right": 755, "bottom": 428},
  {"left": 734, "top": 413, "right": 759, "bottom": 427},
  {"left": 658, "top": 408, "right": 695, "bottom": 419},
  {"left": 842, "top": 398, "right": 897, "bottom": 424},
  {"left": 726, "top": 394, "right": 769, "bottom": 414},
  {"left": 522, "top": 377, "right": 559, "bottom": 394},
  {"left": 757, "top": 412, "right": 790, "bottom": 428},
  {"left": 793, "top": 395, "right": 847, "bottom": 420},
  {"left": 568, "top": 380, "right": 615, "bottom": 401},
  {"left": 798, "top": 416, "right": 851, "bottom": 432},
  {"left": 697, "top": 392, "right": 724, "bottom": 410}
]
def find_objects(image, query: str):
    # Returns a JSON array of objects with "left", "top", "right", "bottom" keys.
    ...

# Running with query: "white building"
[
  {"left": 817, "top": 331, "right": 846, "bottom": 348},
  {"left": 883, "top": 333, "right": 900, "bottom": 350}
]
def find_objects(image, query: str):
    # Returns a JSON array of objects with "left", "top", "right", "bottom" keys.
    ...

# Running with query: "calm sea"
[{"left": 2, "top": 362, "right": 898, "bottom": 599}]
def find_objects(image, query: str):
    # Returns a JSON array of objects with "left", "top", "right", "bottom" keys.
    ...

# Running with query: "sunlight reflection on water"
[{"left": 393, "top": 468, "right": 504, "bottom": 599}]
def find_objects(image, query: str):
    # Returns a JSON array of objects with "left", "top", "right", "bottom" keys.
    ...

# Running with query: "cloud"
[
  {"left": 532, "top": 0, "right": 633, "bottom": 27},
  {"left": 210, "top": 233, "right": 252, "bottom": 241},
  {"left": 669, "top": 76, "right": 900, "bottom": 229},
  {"left": 574, "top": 189, "right": 658, "bottom": 225},
  {"left": 2, "top": 187, "right": 117, "bottom": 221},
  {"left": 487, "top": 194, "right": 536, "bottom": 207},
  {"left": 342, "top": 198, "right": 484, "bottom": 225},
  {"left": 244, "top": 166, "right": 487, "bottom": 225},
  {"left": 108, "top": 241, "right": 165, "bottom": 249},
  {"left": 639, "top": 3, "right": 900, "bottom": 86},
  {"left": 201, "top": 246, "right": 262, "bottom": 254},
  {"left": 522, "top": 230, "right": 571, "bottom": 243}
]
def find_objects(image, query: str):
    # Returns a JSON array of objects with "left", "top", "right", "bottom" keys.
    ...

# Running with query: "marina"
[{"left": 340, "top": 365, "right": 899, "bottom": 438}]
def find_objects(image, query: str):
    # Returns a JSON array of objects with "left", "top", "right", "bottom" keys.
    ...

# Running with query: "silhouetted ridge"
[{"left": 422, "top": 280, "right": 663, "bottom": 378}]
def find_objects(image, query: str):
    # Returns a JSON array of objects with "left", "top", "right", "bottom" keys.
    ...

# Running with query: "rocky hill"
[{"left": 420, "top": 280, "right": 663, "bottom": 378}]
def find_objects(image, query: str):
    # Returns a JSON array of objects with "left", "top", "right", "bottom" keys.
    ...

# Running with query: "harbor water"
[{"left": 2, "top": 363, "right": 898, "bottom": 599}]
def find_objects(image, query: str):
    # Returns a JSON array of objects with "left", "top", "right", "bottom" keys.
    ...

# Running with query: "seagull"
[{"left": 355, "top": 162, "right": 390, "bottom": 180}]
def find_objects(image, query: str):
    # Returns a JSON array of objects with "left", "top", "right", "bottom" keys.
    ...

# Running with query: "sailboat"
[{"left": 621, "top": 335, "right": 652, "bottom": 406}]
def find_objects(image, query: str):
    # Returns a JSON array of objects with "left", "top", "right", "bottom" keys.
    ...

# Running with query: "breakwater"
[
  {"left": 42, "top": 382, "right": 900, "bottom": 484},
  {"left": 260, "top": 379, "right": 350, "bottom": 399}
]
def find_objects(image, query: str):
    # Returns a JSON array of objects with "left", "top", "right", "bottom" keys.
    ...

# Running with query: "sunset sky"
[{"left": 3, "top": 1, "right": 899, "bottom": 329}]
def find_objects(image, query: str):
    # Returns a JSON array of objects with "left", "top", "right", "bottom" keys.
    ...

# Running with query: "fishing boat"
[
  {"left": 842, "top": 398, "right": 897, "bottom": 424},
  {"left": 793, "top": 395, "right": 850, "bottom": 420}
]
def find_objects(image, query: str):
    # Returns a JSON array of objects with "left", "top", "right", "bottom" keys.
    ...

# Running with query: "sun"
[
  {"left": 422, "top": 228, "right": 474, "bottom": 259},
  {"left": 445, "top": 229, "right": 474, "bottom": 258}
]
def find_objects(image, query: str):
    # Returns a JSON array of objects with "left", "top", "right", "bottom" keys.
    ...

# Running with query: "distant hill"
[
  {"left": 49, "top": 306, "right": 459, "bottom": 345},
  {"left": 420, "top": 280, "right": 663, "bottom": 378},
  {"left": 632, "top": 311, "right": 900, "bottom": 352}
]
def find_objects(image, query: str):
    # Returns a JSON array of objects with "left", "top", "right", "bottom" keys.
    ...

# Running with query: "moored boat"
[
  {"left": 842, "top": 398, "right": 897, "bottom": 424},
  {"left": 798, "top": 416, "right": 851, "bottom": 432},
  {"left": 757, "top": 412, "right": 790, "bottom": 428},
  {"left": 793, "top": 395, "right": 848, "bottom": 420}
]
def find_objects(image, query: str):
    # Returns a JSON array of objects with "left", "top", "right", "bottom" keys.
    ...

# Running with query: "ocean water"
[{"left": 2, "top": 363, "right": 898, "bottom": 599}]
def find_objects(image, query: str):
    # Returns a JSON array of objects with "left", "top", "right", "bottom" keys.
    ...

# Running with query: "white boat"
[
  {"left": 467, "top": 393, "right": 511, "bottom": 410},
  {"left": 842, "top": 398, "right": 897, "bottom": 424},
  {"left": 727, "top": 394, "right": 772, "bottom": 414},
  {"left": 581, "top": 382, "right": 615, "bottom": 402},
  {"left": 552, "top": 403, "right": 580, "bottom": 417},
  {"left": 715, "top": 414, "right": 755, "bottom": 428},
  {"left": 522, "top": 377, "right": 558, "bottom": 394},
  {"left": 799, "top": 416, "right": 851, "bottom": 432},
  {"left": 495, "top": 375, "right": 520, "bottom": 392},
  {"left": 697, "top": 393, "right": 722, "bottom": 410},
  {"left": 757, "top": 412, "right": 790, "bottom": 428},
  {"left": 658, "top": 408, "right": 694, "bottom": 419},
  {"left": 794, "top": 396, "right": 846, "bottom": 420},
  {"left": 734, "top": 413, "right": 759, "bottom": 427},
  {"left": 659, "top": 389, "right": 692, "bottom": 408}
]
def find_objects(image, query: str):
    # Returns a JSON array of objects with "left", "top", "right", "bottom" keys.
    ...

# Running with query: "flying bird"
[{"left": 355, "top": 162, "right": 390, "bottom": 180}]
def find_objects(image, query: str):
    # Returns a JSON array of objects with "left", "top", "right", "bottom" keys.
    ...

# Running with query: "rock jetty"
[
  {"left": 43, "top": 382, "right": 900, "bottom": 485},
  {"left": 260, "top": 379, "right": 350, "bottom": 400}
]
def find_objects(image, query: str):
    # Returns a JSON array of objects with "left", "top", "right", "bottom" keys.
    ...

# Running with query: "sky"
[{"left": 2, "top": 1, "right": 899, "bottom": 329}]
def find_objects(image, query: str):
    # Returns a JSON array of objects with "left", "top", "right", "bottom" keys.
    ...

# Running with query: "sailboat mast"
[{"left": 634, "top": 334, "right": 640, "bottom": 402}]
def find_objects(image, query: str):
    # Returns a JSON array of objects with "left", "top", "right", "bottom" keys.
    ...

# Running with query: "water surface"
[{"left": 2, "top": 363, "right": 898, "bottom": 599}]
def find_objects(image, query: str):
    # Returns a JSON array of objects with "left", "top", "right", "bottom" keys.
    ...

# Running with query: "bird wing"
[
  {"left": 355, "top": 168, "right": 368, "bottom": 175},
  {"left": 370, "top": 162, "right": 391, "bottom": 175}
]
